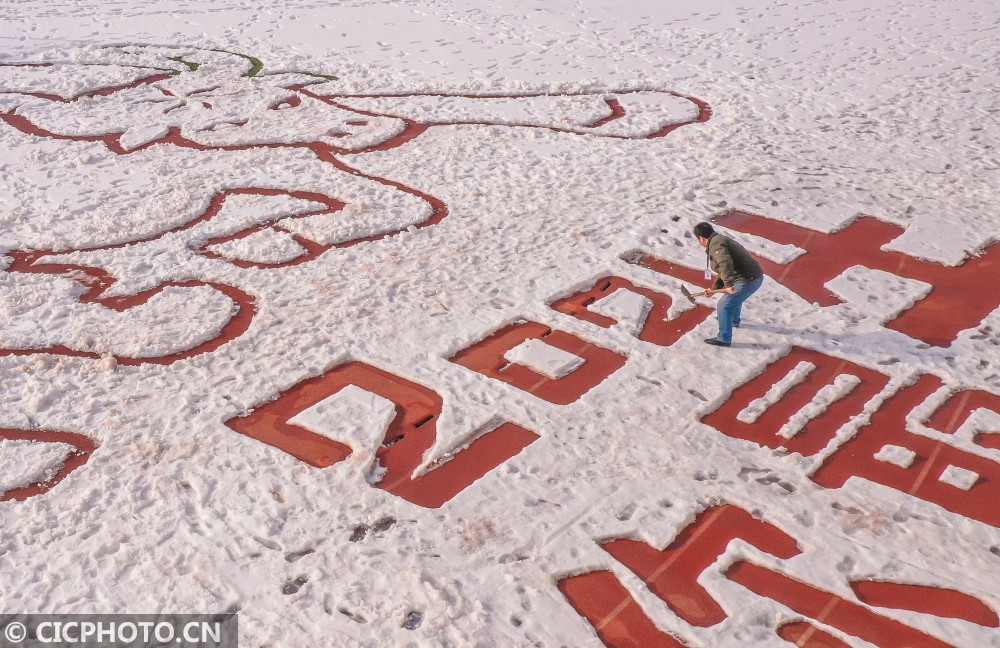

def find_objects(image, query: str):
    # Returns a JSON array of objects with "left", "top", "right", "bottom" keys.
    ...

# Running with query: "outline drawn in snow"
[
  {"left": 0, "top": 250, "right": 256, "bottom": 366},
  {"left": 0, "top": 45, "right": 711, "bottom": 267},
  {"left": 0, "top": 428, "right": 97, "bottom": 502},
  {"left": 0, "top": 45, "right": 711, "bottom": 364}
]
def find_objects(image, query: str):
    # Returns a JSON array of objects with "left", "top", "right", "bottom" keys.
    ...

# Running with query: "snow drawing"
[
  {"left": 0, "top": 428, "right": 95, "bottom": 502},
  {"left": 550, "top": 275, "right": 713, "bottom": 347},
  {"left": 448, "top": 321, "right": 628, "bottom": 405},
  {"left": 702, "top": 346, "right": 1000, "bottom": 529},
  {"left": 712, "top": 211, "right": 1000, "bottom": 347},
  {"left": 2, "top": 26, "right": 999, "bottom": 648},
  {"left": 560, "top": 505, "right": 999, "bottom": 647},
  {"left": 0, "top": 45, "right": 709, "bottom": 366},
  {"left": 224, "top": 360, "right": 538, "bottom": 508}
]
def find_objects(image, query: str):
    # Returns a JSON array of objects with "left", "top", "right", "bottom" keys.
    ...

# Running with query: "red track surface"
[
  {"left": 701, "top": 346, "right": 890, "bottom": 456},
  {"left": 849, "top": 579, "right": 998, "bottom": 627},
  {"left": 557, "top": 571, "right": 692, "bottom": 648},
  {"left": 777, "top": 621, "right": 851, "bottom": 648}
]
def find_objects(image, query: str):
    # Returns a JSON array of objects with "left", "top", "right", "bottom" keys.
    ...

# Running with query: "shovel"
[{"left": 680, "top": 285, "right": 728, "bottom": 304}]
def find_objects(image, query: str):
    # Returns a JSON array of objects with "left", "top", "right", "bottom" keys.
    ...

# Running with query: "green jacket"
[{"left": 707, "top": 233, "right": 764, "bottom": 289}]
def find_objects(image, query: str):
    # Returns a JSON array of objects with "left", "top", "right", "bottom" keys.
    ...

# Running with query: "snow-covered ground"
[{"left": 1, "top": 1, "right": 1000, "bottom": 646}]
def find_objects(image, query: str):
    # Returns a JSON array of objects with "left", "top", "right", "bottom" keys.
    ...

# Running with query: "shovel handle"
[{"left": 681, "top": 284, "right": 727, "bottom": 304}]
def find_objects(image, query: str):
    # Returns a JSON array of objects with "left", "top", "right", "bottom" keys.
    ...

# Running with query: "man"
[{"left": 693, "top": 221, "right": 764, "bottom": 347}]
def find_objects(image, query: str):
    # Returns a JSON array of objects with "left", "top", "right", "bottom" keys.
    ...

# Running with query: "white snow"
[
  {"left": 0, "top": 438, "right": 72, "bottom": 493},
  {"left": 288, "top": 384, "right": 397, "bottom": 471},
  {"left": 503, "top": 338, "right": 584, "bottom": 379},
  {"left": 716, "top": 228, "right": 807, "bottom": 265},
  {"left": 874, "top": 444, "right": 917, "bottom": 469},
  {"left": 205, "top": 228, "right": 307, "bottom": 265},
  {"left": 826, "top": 266, "right": 932, "bottom": 322},
  {"left": 1, "top": 1, "right": 1000, "bottom": 647},
  {"left": 587, "top": 288, "right": 652, "bottom": 336},
  {"left": 939, "top": 465, "right": 980, "bottom": 491},
  {"left": 776, "top": 374, "right": 863, "bottom": 440},
  {"left": 738, "top": 360, "right": 815, "bottom": 424}
]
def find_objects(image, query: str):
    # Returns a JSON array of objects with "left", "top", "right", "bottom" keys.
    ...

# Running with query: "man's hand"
[{"left": 725, "top": 286, "right": 737, "bottom": 294}]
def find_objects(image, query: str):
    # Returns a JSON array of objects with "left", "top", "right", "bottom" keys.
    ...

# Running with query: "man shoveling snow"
[{"left": 691, "top": 221, "right": 765, "bottom": 347}]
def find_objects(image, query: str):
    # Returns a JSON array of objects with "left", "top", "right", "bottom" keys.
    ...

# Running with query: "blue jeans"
[{"left": 716, "top": 275, "right": 764, "bottom": 343}]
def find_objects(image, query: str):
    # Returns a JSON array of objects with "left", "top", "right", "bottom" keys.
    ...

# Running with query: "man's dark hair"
[{"left": 693, "top": 222, "right": 715, "bottom": 239}]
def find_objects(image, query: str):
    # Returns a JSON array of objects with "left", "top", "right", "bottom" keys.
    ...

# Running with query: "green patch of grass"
[
  {"left": 211, "top": 49, "right": 264, "bottom": 77},
  {"left": 300, "top": 72, "right": 338, "bottom": 82},
  {"left": 167, "top": 56, "right": 200, "bottom": 72},
  {"left": 91, "top": 45, "right": 339, "bottom": 82}
]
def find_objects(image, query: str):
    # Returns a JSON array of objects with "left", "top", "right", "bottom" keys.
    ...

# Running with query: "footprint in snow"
[
  {"left": 348, "top": 516, "right": 397, "bottom": 542},
  {"left": 281, "top": 575, "right": 308, "bottom": 595},
  {"left": 402, "top": 610, "right": 423, "bottom": 630}
]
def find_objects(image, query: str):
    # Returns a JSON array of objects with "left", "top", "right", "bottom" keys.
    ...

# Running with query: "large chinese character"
[
  {"left": 814, "top": 373, "right": 1000, "bottom": 528},
  {"left": 559, "top": 505, "right": 997, "bottom": 647},
  {"left": 712, "top": 212, "right": 1000, "bottom": 346},
  {"left": 700, "top": 347, "right": 889, "bottom": 457},
  {"left": 225, "top": 361, "right": 537, "bottom": 508},
  {"left": 550, "top": 276, "right": 712, "bottom": 347},
  {"left": 701, "top": 347, "right": 1000, "bottom": 528},
  {"left": 448, "top": 321, "right": 627, "bottom": 405}
]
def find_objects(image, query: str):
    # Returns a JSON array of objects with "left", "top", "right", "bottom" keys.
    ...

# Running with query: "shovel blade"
[{"left": 680, "top": 285, "right": 697, "bottom": 304}]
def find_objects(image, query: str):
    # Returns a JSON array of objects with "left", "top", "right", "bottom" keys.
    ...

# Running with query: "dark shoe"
[
  {"left": 704, "top": 338, "right": 731, "bottom": 347},
  {"left": 733, "top": 321, "right": 741, "bottom": 328}
]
